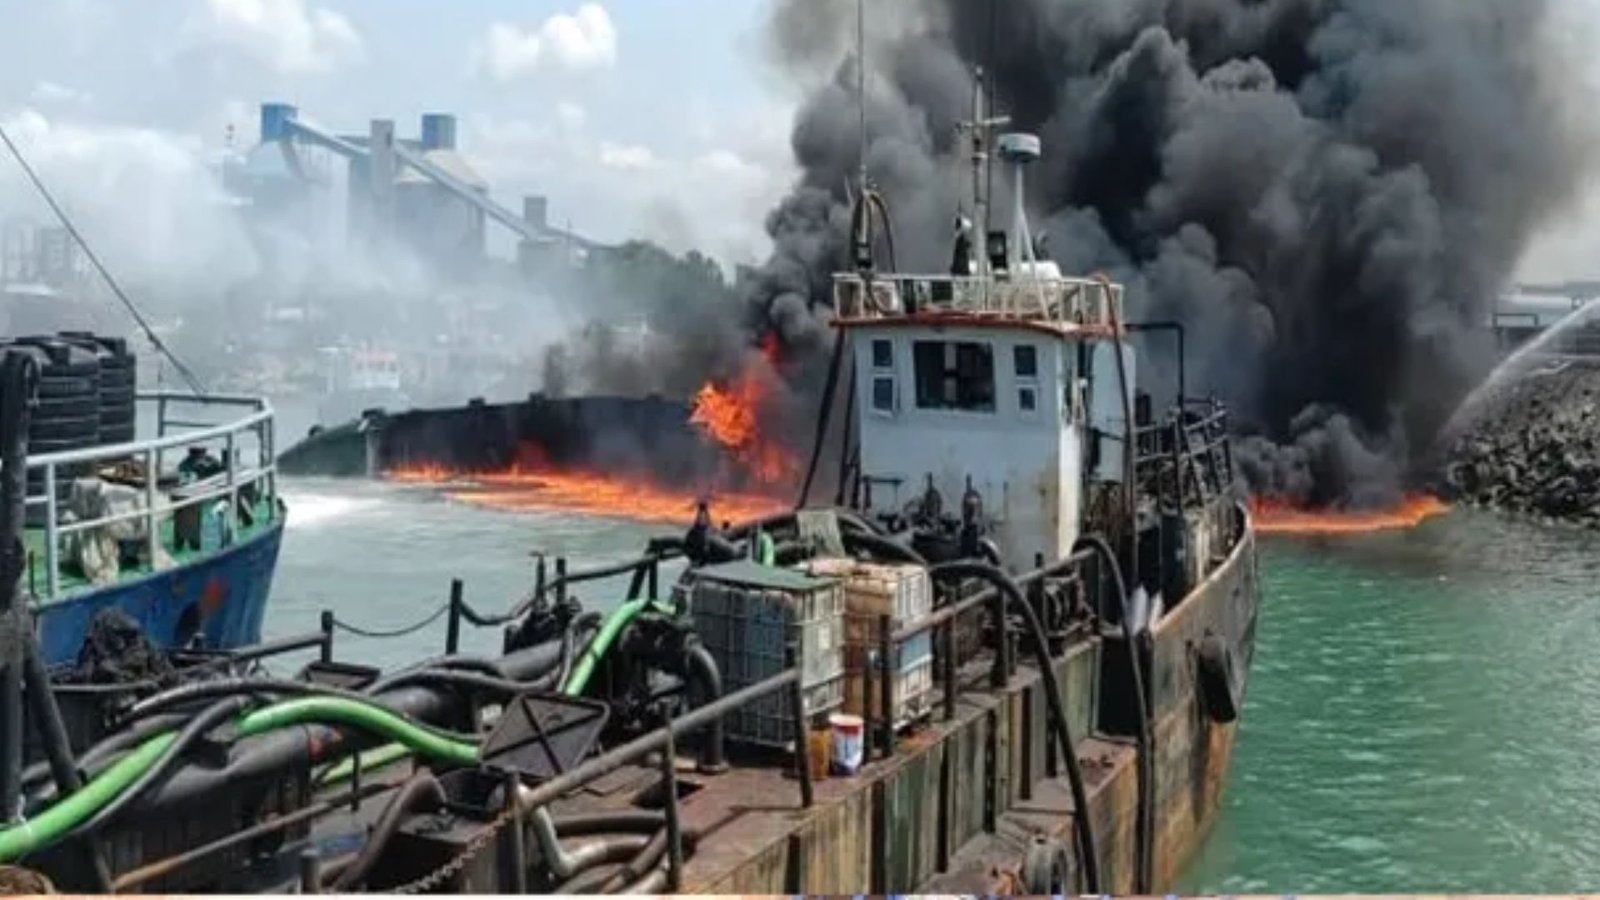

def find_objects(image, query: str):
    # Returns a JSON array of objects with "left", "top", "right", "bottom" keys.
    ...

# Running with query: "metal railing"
[
  {"left": 832, "top": 271, "right": 1124, "bottom": 329},
  {"left": 1133, "top": 398, "right": 1235, "bottom": 511},
  {"left": 19, "top": 391, "right": 277, "bottom": 601}
]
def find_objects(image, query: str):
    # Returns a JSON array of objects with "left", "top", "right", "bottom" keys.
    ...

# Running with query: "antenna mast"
[
  {"left": 857, "top": 0, "right": 867, "bottom": 195},
  {"left": 956, "top": 69, "right": 1010, "bottom": 284}
]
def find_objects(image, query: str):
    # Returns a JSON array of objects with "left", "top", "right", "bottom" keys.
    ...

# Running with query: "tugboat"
[{"left": 0, "top": 80, "right": 1256, "bottom": 897}]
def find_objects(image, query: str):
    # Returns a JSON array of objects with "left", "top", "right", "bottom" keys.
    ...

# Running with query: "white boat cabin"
[{"left": 833, "top": 268, "right": 1134, "bottom": 571}]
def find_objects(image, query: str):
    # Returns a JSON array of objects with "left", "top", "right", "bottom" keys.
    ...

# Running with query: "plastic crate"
[
  {"left": 687, "top": 560, "right": 845, "bottom": 748},
  {"left": 801, "top": 558, "right": 936, "bottom": 729}
]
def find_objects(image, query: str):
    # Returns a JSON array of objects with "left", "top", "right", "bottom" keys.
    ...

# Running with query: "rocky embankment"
[{"left": 1439, "top": 357, "right": 1600, "bottom": 526}]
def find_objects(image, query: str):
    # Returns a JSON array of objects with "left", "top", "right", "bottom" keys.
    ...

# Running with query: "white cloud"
[
  {"left": 557, "top": 102, "right": 587, "bottom": 131},
  {"left": 598, "top": 141, "right": 658, "bottom": 171},
  {"left": 0, "top": 108, "right": 260, "bottom": 290},
  {"left": 184, "top": 0, "right": 365, "bottom": 76},
  {"left": 30, "top": 82, "right": 92, "bottom": 106},
  {"left": 476, "top": 3, "right": 617, "bottom": 81}
]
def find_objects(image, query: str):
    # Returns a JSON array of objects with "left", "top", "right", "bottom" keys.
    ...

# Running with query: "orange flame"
[
  {"left": 688, "top": 348, "right": 798, "bottom": 486},
  {"left": 1252, "top": 494, "right": 1449, "bottom": 536},
  {"left": 386, "top": 447, "right": 787, "bottom": 526}
]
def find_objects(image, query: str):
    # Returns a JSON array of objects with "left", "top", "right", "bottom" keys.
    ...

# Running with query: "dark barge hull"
[
  {"left": 512, "top": 512, "right": 1259, "bottom": 894},
  {"left": 278, "top": 394, "right": 718, "bottom": 483}
]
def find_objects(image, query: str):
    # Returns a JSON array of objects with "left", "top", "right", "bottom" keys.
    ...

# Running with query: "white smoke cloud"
[
  {"left": 476, "top": 3, "right": 618, "bottom": 81},
  {"left": 0, "top": 107, "right": 260, "bottom": 294},
  {"left": 183, "top": 0, "right": 366, "bottom": 76}
]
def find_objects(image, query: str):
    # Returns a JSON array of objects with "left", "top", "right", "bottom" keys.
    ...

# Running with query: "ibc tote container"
[{"left": 685, "top": 560, "right": 845, "bottom": 748}]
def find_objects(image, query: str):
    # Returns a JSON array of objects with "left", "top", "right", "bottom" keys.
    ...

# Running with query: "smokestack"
[{"left": 420, "top": 114, "right": 457, "bottom": 152}]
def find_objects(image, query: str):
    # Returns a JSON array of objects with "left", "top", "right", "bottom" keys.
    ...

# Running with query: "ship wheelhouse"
[{"left": 832, "top": 268, "right": 1131, "bottom": 573}]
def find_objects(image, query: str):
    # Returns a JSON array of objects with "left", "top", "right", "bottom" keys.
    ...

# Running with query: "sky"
[
  {"left": 0, "top": 0, "right": 803, "bottom": 272},
  {"left": 1, "top": 0, "right": 1598, "bottom": 286}
]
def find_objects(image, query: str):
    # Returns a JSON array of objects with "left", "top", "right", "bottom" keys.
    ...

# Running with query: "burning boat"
[{"left": 1, "top": 81, "right": 1257, "bottom": 895}]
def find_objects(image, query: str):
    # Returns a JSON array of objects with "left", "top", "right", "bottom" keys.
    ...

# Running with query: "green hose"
[
  {"left": 237, "top": 697, "right": 479, "bottom": 767},
  {"left": 0, "top": 695, "right": 481, "bottom": 862},
  {"left": 316, "top": 742, "right": 413, "bottom": 786},
  {"left": 563, "top": 598, "right": 652, "bottom": 696},
  {"left": 0, "top": 733, "right": 176, "bottom": 862}
]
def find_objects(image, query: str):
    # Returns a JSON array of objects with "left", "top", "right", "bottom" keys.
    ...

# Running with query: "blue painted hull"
[{"left": 36, "top": 521, "right": 286, "bottom": 667}]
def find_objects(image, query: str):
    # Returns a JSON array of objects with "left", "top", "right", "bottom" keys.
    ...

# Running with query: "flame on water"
[
  {"left": 1251, "top": 494, "right": 1449, "bottom": 536},
  {"left": 386, "top": 453, "right": 787, "bottom": 526}
]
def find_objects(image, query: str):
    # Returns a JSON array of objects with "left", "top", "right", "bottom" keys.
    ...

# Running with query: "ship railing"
[
  {"left": 832, "top": 271, "right": 1124, "bottom": 329},
  {"left": 20, "top": 391, "right": 277, "bottom": 602},
  {"left": 1132, "top": 398, "right": 1234, "bottom": 510}
]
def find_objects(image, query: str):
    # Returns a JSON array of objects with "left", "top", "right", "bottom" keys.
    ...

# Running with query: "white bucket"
[{"left": 829, "top": 712, "right": 864, "bottom": 775}]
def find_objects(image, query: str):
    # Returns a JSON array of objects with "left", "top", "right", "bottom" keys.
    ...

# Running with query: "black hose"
[
  {"left": 557, "top": 612, "right": 604, "bottom": 691},
  {"left": 842, "top": 529, "right": 928, "bottom": 566},
  {"left": 329, "top": 771, "right": 446, "bottom": 890},
  {"left": 363, "top": 668, "right": 560, "bottom": 698},
  {"left": 121, "top": 678, "right": 481, "bottom": 743},
  {"left": 68, "top": 696, "right": 252, "bottom": 839},
  {"left": 797, "top": 327, "right": 849, "bottom": 509},
  {"left": 928, "top": 562, "right": 1101, "bottom": 893},
  {"left": 22, "top": 711, "right": 185, "bottom": 790},
  {"left": 683, "top": 643, "right": 727, "bottom": 772},
  {"left": 1074, "top": 532, "right": 1154, "bottom": 893},
  {"left": 365, "top": 655, "right": 512, "bottom": 693}
]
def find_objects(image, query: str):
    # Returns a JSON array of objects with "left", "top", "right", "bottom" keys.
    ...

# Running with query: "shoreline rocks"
[{"left": 1438, "top": 357, "right": 1600, "bottom": 527}]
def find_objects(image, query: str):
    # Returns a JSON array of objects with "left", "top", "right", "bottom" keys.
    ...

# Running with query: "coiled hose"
[{"left": 928, "top": 562, "right": 1101, "bottom": 894}]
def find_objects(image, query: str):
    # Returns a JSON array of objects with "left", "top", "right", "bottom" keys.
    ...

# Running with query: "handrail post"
[
  {"left": 785, "top": 643, "right": 814, "bottom": 808},
  {"left": 144, "top": 447, "right": 159, "bottom": 570},
  {"left": 445, "top": 579, "right": 463, "bottom": 655},
  {"left": 990, "top": 587, "right": 1010, "bottom": 689},
  {"left": 878, "top": 614, "right": 895, "bottom": 758},
  {"left": 43, "top": 463, "right": 59, "bottom": 599},
  {"left": 225, "top": 431, "right": 238, "bottom": 542},
  {"left": 320, "top": 611, "right": 334, "bottom": 663}
]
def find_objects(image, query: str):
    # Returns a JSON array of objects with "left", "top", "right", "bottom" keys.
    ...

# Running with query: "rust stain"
[{"left": 199, "top": 576, "right": 226, "bottom": 617}]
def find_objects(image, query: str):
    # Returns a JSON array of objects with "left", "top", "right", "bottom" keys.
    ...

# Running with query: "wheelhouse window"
[
  {"left": 1014, "top": 344, "right": 1039, "bottom": 417},
  {"left": 870, "top": 338, "right": 896, "bottom": 414},
  {"left": 914, "top": 340, "right": 995, "bottom": 412}
]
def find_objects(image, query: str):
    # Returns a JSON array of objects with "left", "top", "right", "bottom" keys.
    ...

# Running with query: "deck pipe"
[{"left": 927, "top": 562, "right": 1102, "bottom": 894}]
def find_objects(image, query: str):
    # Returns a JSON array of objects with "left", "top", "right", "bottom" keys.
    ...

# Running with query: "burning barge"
[{"left": 3, "top": 120, "right": 1259, "bottom": 895}]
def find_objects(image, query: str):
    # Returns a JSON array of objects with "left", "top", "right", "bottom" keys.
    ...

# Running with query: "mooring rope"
[{"left": 329, "top": 603, "right": 450, "bottom": 639}]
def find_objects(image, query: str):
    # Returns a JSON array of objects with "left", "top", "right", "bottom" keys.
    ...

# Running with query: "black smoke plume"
[{"left": 727, "top": 0, "right": 1596, "bottom": 509}]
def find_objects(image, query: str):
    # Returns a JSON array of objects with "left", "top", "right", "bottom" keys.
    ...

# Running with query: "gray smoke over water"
[{"left": 725, "top": 0, "right": 1599, "bottom": 509}]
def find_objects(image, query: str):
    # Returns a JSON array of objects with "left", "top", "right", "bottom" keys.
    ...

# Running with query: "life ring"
[
  {"left": 1021, "top": 834, "right": 1077, "bottom": 895},
  {"left": 1195, "top": 633, "right": 1240, "bottom": 723}
]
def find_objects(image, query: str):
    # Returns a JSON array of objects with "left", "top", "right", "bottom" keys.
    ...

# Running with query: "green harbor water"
[{"left": 266, "top": 477, "right": 1600, "bottom": 891}]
